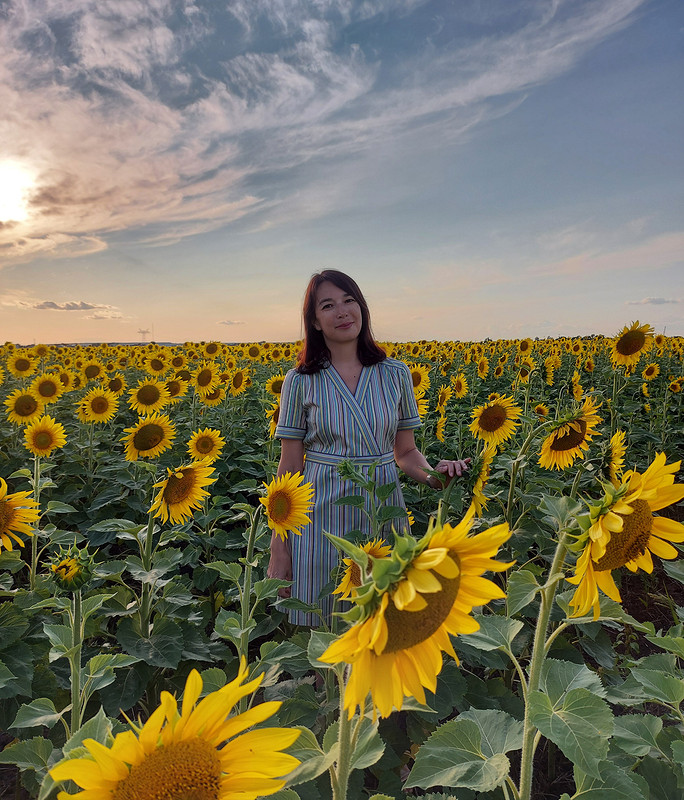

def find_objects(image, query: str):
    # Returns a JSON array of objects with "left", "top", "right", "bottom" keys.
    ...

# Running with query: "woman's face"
[{"left": 313, "top": 280, "right": 362, "bottom": 346}]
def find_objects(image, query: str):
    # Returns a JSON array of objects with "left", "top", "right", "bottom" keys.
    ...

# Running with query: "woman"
[{"left": 268, "top": 270, "right": 470, "bottom": 625}]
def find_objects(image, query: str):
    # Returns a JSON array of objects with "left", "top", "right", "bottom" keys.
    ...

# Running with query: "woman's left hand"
[{"left": 431, "top": 458, "right": 471, "bottom": 487}]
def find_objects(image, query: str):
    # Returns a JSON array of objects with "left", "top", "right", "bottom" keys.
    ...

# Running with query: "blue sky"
[{"left": 1, "top": 0, "right": 682, "bottom": 344}]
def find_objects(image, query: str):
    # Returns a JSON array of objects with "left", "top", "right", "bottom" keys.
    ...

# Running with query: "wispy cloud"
[
  {"left": 0, "top": 0, "right": 646, "bottom": 265},
  {"left": 218, "top": 320, "right": 245, "bottom": 326},
  {"left": 626, "top": 297, "right": 681, "bottom": 305},
  {"left": 2, "top": 295, "right": 119, "bottom": 313}
]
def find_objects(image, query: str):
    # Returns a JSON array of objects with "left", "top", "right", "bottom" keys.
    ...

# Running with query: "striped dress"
[{"left": 275, "top": 357, "right": 421, "bottom": 625}]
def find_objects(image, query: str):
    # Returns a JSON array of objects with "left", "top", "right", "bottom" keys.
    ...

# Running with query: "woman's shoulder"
[{"left": 376, "top": 357, "right": 410, "bottom": 374}]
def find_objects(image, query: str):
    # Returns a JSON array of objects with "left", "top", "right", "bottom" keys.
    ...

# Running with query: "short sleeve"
[
  {"left": 396, "top": 362, "right": 421, "bottom": 431},
  {"left": 275, "top": 370, "right": 307, "bottom": 440}
]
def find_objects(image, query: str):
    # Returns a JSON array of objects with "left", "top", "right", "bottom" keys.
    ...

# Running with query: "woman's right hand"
[{"left": 267, "top": 532, "right": 292, "bottom": 598}]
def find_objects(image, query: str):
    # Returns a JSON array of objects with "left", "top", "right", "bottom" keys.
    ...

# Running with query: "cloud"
[
  {"left": 33, "top": 300, "right": 109, "bottom": 311},
  {"left": 218, "top": 319, "right": 245, "bottom": 326},
  {"left": 85, "top": 311, "right": 125, "bottom": 320},
  {"left": 1, "top": 294, "right": 120, "bottom": 313},
  {"left": 626, "top": 297, "right": 681, "bottom": 305},
  {"left": 0, "top": 0, "right": 647, "bottom": 264}
]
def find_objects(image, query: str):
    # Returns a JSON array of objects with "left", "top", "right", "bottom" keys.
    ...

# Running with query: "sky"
[{"left": 1, "top": 0, "right": 682, "bottom": 345}]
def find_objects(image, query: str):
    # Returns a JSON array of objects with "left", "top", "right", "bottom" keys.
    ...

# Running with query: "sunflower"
[
  {"left": 30, "top": 374, "right": 64, "bottom": 404},
  {"left": 121, "top": 413, "right": 176, "bottom": 461},
  {"left": 669, "top": 379, "right": 682, "bottom": 394},
  {"left": 472, "top": 445, "right": 496, "bottom": 517},
  {"left": 266, "top": 402, "right": 280, "bottom": 438},
  {"left": 477, "top": 356, "right": 489, "bottom": 379},
  {"left": 228, "top": 368, "right": 250, "bottom": 397},
  {"left": 538, "top": 397, "right": 602, "bottom": 471},
  {"left": 568, "top": 453, "right": 684, "bottom": 619},
  {"left": 78, "top": 387, "right": 119, "bottom": 424},
  {"left": 406, "top": 363, "right": 430, "bottom": 398},
  {"left": 165, "top": 377, "right": 189, "bottom": 404},
  {"left": 0, "top": 478, "right": 39, "bottom": 552},
  {"left": 150, "top": 462, "right": 217, "bottom": 524},
  {"left": 334, "top": 538, "right": 392, "bottom": 602},
  {"left": 642, "top": 363, "right": 659, "bottom": 381},
  {"left": 534, "top": 402, "right": 550, "bottom": 419},
  {"left": 451, "top": 373, "right": 468, "bottom": 399},
  {"left": 518, "top": 338, "right": 533, "bottom": 355},
  {"left": 469, "top": 395, "right": 522, "bottom": 447},
  {"left": 260, "top": 472, "right": 314, "bottom": 541},
  {"left": 608, "top": 430, "right": 627, "bottom": 487},
  {"left": 245, "top": 342, "right": 264, "bottom": 361},
  {"left": 583, "top": 357, "right": 595, "bottom": 373},
  {"left": 435, "top": 384, "right": 453, "bottom": 412},
  {"left": 610, "top": 321, "right": 654, "bottom": 368},
  {"left": 144, "top": 354, "right": 169, "bottom": 377},
  {"left": 170, "top": 353, "right": 187, "bottom": 371},
  {"left": 202, "top": 341, "right": 222, "bottom": 359},
  {"left": 24, "top": 415, "right": 67, "bottom": 458},
  {"left": 193, "top": 362, "right": 220, "bottom": 397},
  {"left": 7, "top": 352, "right": 36, "bottom": 378},
  {"left": 319, "top": 507, "right": 512, "bottom": 718},
  {"left": 4, "top": 390, "right": 44, "bottom": 425},
  {"left": 50, "top": 661, "right": 300, "bottom": 800},
  {"left": 435, "top": 414, "right": 446, "bottom": 443},
  {"left": 187, "top": 428, "right": 225, "bottom": 464},
  {"left": 199, "top": 386, "right": 227, "bottom": 406},
  {"left": 82, "top": 359, "right": 106, "bottom": 382},
  {"left": 128, "top": 379, "right": 170, "bottom": 415},
  {"left": 265, "top": 374, "right": 286, "bottom": 398},
  {"left": 571, "top": 370, "right": 583, "bottom": 401}
]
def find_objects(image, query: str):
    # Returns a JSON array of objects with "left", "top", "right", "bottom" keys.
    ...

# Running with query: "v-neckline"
[{"left": 329, "top": 363, "right": 366, "bottom": 399}]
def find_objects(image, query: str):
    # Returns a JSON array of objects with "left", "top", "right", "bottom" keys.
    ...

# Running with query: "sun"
[{"left": 0, "top": 161, "right": 36, "bottom": 223}]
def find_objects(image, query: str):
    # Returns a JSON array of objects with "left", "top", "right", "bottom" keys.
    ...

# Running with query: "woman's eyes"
[{"left": 321, "top": 298, "right": 356, "bottom": 310}]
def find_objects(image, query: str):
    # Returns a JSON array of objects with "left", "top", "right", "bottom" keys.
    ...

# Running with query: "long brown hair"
[{"left": 296, "top": 270, "right": 386, "bottom": 374}]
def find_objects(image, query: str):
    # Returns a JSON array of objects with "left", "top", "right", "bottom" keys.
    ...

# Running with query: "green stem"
[
  {"left": 518, "top": 532, "right": 569, "bottom": 800},
  {"left": 332, "top": 665, "right": 353, "bottom": 800},
  {"left": 505, "top": 420, "right": 554, "bottom": 529},
  {"left": 139, "top": 511, "right": 156, "bottom": 638},
  {"left": 238, "top": 507, "right": 262, "bottom": 712},
  {"left": 29, "top": 456, "right": 42, "bottom": 591},
  {"left": 70, "top": 589, "right": 83, "bottom": 736}
]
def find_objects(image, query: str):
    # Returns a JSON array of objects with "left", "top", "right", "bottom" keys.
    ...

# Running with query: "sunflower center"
[
  {"left": 15, "top": 395, "right": 39, "bottom": 416},
  {"left": 478, "top": 405, "right": 506, "bottom": 432},
  {"left": 550, "top": 420, "right": 587, "bottom": 452},
  {"left": 0, "top": 502, "right": 16, "bottom": 534},
  {"left": 248, "top": 346, "right": 260, "bottom": 358},
  {"left": 91, "top": 397, "right": 110, "bottom": 414},
  {"left": 85, "top": 365, "right": 101, "bottom": 379},
  {"left": 133, "top": 424, "right": 164, "bottom": 451},
  {"left": 272, "top": 379, "right": 284, "bottom": 393},
  {"left": 348, "top": 562, "right": 362, "bottom": 589},
  {"left": 595, "top": 500, "right": 653, "bottom": 571},
  {"left": 197, "top": 369, "right": 213, "bottom": 388},
  {"left": 111, "top": 738, "right": 222, "bottom": 800},
  {"left": 383, "top": 562, "right": 461, "bottom": 653},
  {"left": 616, "top": 330, "right": 646, "bottom": 356},
  {"left": 163, "top": 470, "right": 196, "bottom": 504},
  {"left": 167, "top": 381, "right": 182, "bottom": 397},
  {"left": 109, "top": 378, "right": 123, "bottom": 392},
  {"left": 138, "top": 385, "right": 161, "bottom": 405},
  {"left": 206, "top": 343, "right": 219, "bottom": 356},
  {"left": 268, "top": 490, "right": 291, "bottom": 522},
  {"left": 411, "top": 372, "right": 421, "bottom": 388},
  {"left": 150, "top": 359, "right": 164, "bottom": 372},
  {"left": 232, "top": 373, "right": 244, "bottom": 389},
  {"left": 34, "top": 432, "right": 54, "bottom": 449},
  {"left": 195, "top": 437, "right": 215, "bottom": 454},
  {"left": 38, "top": 382, "right": 58, "bottom": 398},
  {"left": 15, "top": 358, "right": 31, "bottom": 372}
]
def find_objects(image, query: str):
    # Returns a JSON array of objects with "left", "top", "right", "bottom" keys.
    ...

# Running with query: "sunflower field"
[{"left": 0, "top": 322, "right": 683, "bottom": 800}]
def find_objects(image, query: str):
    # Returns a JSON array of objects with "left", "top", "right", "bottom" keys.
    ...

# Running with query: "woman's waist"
[{"left": 304, "top": 450, "right": 395, "bottom": 467}]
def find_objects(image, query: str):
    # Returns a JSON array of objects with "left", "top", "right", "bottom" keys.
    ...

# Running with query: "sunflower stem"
[
  {"left": 239, "top": 506, "right": 262, "bottom": 713},
  {"left": 69, "top": 589, "right": 83, "bottom": 736},
  {"left": 139, "top": 510, "right": 156, "bottom": 639},
  {"left": 331, "top": 664, "right": 353, "bottom": 800},
  {"left": 29, "top": 456, "right": 42, "bottom": 591},
  {"left": 518, "top": 530, "right": 569, "bottom": 800},
  {"left": 505, "top": 420, "right": 554, "bottom": 529}
]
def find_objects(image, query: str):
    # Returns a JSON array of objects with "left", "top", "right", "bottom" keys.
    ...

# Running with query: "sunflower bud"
[{"left": 49, "top": 546, "right": 92, "bottom": 591}]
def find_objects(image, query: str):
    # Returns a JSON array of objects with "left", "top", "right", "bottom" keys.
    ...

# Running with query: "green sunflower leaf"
[
  {"left": 612, "top": 714, "right": 663, "bottom": 757},
  {"left": 506, "top": 569, "right": 540, "bottom": 615},
  {"left": 10, "top": 698, "right": 64, "bottom": 730},
  {"left": 466, "top": 614, "right": 524, "bottom": 651}
]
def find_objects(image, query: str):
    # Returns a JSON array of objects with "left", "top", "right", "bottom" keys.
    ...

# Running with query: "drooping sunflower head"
[
  {"left": 469, "top": 395, "right": 522, "bottom": 447},
  {"left": 0, "top": 478, "right": 39, "bottom": 552},
  {"left": 128, "top": 379, "right": 171, "bottom": 415},
  {"left": 265, "top": 401, "right": 280, "bottom": 438},
  {"left": 333, "top": 538, "right": 392, "bottom": 602},
  {"left": 24, "top": 415, "right": 67, "bottom": 458},
  {"left": 50, "top": 660, "right": 301, "bottom": 800},
  {"left": 4, "top": 389, "right": 45, "bottom": 426},
  {"left": 534, "top": 402, "right": 550, "bottom": 419},
  {"left": 538, "top": 397, "right": 602, "bottom": 471},
  {"left": 320, "top": 507, "right": 513, "bottom": 718},
  {"left": 608, "top": 430, "right": 627, "bottom": 487},
  {"left": 610, "top": 321, "right": 654, "bottom": 368},
  {"left": 49, "top": 545, "right": 93, "bottom": 591},
  {"left": 121, "top": 413, "right": 176, "bottom": 461},
  {"left": 187, "top": 427, "right": 225, "bottom": 464},
  {"left": 568, "top": 453, "right": 684, "bottom": 619},
  {"left": 471, "top": 445, "right": 496, "bottom": 517},
  {"left": 260, "top": 471, "right": 314, "bottom": 541},
  {"left": 150, "top": 462, "right": 218, "bottom": 525}
]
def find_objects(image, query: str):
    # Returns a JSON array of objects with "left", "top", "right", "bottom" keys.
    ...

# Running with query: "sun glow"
[{"left": 0, "top": 161, "right": 36, "bottom": 223}]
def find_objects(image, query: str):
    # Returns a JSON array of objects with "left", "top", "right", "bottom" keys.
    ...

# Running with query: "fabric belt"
[{"left": 305, "top": 451, "right": 395, "bottom": 467}]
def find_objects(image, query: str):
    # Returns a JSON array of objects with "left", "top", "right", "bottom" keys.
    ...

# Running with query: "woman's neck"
[{"left": 327, "top": 339, "right": 361, "bottom": 369}]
